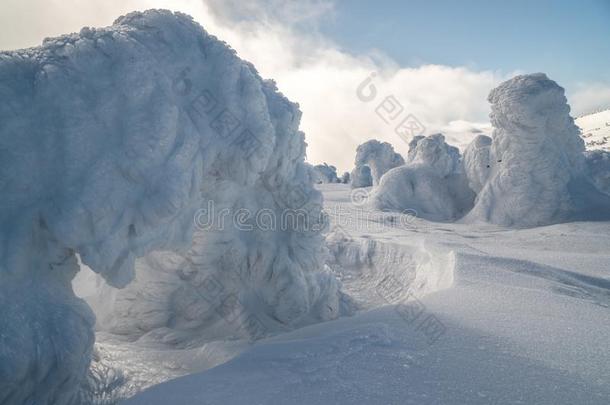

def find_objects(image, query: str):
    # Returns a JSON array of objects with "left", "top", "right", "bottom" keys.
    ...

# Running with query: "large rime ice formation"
[
  {"left": 467, "top": 73, "right": 610, "bottom": 227},
  {"left": 371, "top": 134, "right": 474, "bottom": 221},
  {"left": 312, "top": 163, "right": 340, "bottom": 184},
  {"left": 350, "top": 165, "right": 373, "bottom": 188},
  {"left": 353, "top": 140, "right": 405, "bottom": 186},
  {"left": 0, "top": 10, "right": 339, "bottom": 404}
]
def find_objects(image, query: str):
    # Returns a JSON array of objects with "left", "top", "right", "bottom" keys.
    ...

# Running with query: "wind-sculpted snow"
[
  {"left": 350, "top": 165, "right": 373, "bottom": 188},
  {"left": 467, "top": 73, "right": 610, "bottom": 227},
  {"left": 371, "top": 134, "right": 474, "bottom": 221},
  {"left": 0, "top": 10, "right": 338, "bottom": 404},
  {"left": 354, "top": 140, "right": 405, "bottom": 186}
]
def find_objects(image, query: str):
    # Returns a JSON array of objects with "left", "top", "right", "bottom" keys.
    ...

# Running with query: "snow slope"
[
  {"left": 577, "top": 109, "right": 610, "bottom": 151},
  {"left": 124, "top": 184, "right": 610, "bottom": 404}
]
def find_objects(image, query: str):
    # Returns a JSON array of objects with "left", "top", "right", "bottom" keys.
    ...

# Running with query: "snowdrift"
[
  {"left": 353, "top": 140, "right": 405, "bottom": 186},
  {"left": 467, "top": 73, "right": 610, "bottom": 227},
  {"left": 0, "top": 10, "right": 338, "bottom": 404},
  {"left": 371, "top": 134, "right": 474, "bottom": 221}
]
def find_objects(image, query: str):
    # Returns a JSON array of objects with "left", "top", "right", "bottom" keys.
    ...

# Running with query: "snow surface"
[
  {"left": 0, "top": 10, "right": 338, "bottom": 404},
  {"left": 123, "top": 183, "right": 610, "bottom": 404}
]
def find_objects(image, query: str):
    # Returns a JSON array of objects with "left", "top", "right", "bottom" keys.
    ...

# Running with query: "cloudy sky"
[{"left": 2, "top": 0, "right": 609, "bottom": 171}]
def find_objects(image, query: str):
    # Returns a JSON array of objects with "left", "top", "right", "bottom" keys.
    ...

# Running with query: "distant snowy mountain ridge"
[{"left": 576, "top": 108, "right": 610, "bottom": 151}]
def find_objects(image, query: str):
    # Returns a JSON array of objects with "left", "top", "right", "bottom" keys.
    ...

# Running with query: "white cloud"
[
  {"left": 567, "top": 83, "right": 610, "bottom": 116},
  {"left": 3, "top": 0, "right": 604, "bottom": 171}
]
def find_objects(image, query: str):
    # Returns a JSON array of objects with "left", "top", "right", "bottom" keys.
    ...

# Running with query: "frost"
[{"left": 0, "top": 10, "right": 338, "bottom": 404}]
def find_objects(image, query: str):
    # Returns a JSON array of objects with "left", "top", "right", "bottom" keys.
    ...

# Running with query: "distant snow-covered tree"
[
  {"left": 340, "top": 171, "right": 351, "bottom": 184},
  {"left": 372, "top": 134, "right": 474, "bottom": 221},
  {"left": 354, "top": 140, "right": 405, "bottom": 186},
  {"left": 313, "top": 163, "right": 340, "bottom": 183},
  {"left": 350, "top": 165, "right": 373, "bottom": 188}
]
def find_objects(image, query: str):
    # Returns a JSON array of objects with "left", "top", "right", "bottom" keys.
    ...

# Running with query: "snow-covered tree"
[
  {"left": 354, "top": 140, "right": 405, "bottom": 186},
  {"left": 0, "top": 10, "right": 339, "bottom": 403},
  {"left": 467, "top": 73, "right": 610, "bottom": 226},
  {"left": 340, "top": 171, "right": 351, "bottom": 184},
  {"left": 312, "top": 163, "right": 340, "bottom": 183},
  {"left": 372, "top": 134, "right": 474, "bottom": 221},
  {"left": 350, "top": 165, "right": 373, "bottom": 188}
]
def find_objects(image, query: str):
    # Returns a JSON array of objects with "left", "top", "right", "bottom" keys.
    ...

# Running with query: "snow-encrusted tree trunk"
[{"left": 0, "top": 10, "right": 338, "bottom": 404}]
